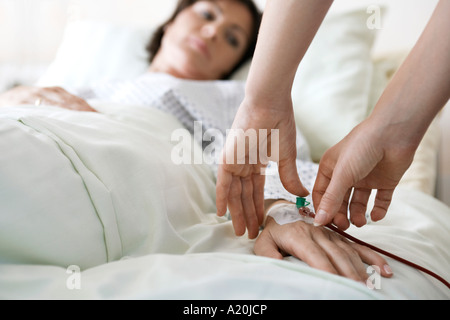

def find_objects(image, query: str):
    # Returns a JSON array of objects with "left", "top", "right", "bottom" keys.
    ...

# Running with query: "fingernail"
[
  {"left": 314, "top": 209, "right": 327, "bottom": 226},
  {"left": 384, "top": 264, "right": 393, "bottom": 275}
]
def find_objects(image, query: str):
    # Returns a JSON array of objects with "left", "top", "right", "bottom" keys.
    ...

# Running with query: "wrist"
[
  {"left": 368, "top": 103, "right": 426, "bottom": 152},
  {"left": 263, "top": 199, "right": 293, "bottom": 226},
  {"left": 266, "top": 200, "right": 315, "bottom": 226},
  {"left": 240, "top": 92, "right": 294, "bottom": 117}
]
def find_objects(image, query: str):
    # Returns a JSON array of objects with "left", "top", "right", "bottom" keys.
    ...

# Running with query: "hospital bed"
[{"left": 0, "top": 1, "right": 448, "bottom": 300}]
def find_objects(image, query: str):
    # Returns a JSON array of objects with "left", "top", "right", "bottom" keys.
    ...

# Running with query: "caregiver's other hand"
[
  {"left": 254, "top": 215, "right": 393, "bottom": 283},
  {"left": 312, "top": 118, "right": 415, "bottom": 230},
  {"left": 216, "top": 98, "right": 309, "bottom": 239},
  {"left": 0, "top": 85, "right": 96, "bottom": 112}
]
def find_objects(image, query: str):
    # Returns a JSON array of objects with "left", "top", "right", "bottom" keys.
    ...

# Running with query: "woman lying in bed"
[{"left": 0, "top": 0, "right": 392, "bottom": 283}]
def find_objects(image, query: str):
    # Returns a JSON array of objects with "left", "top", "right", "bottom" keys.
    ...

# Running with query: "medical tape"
[{"left": 267, "top": 203, "right": 314, "bottom": 225}]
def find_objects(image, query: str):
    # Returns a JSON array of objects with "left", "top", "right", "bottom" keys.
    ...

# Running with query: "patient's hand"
[
  {"left": 254, "top": 216, "right": 393, "bottom": 283},
  {"left": 0, "top": 85, "right": 96, "bottom": 112}
]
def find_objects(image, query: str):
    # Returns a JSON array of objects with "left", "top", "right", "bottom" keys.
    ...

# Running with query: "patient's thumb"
[{"left": 278, "top": 160, "right": 309, "bottom": 197}]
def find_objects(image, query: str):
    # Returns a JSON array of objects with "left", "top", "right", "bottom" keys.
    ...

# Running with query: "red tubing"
[
  {"left": 298, "top": 205, "right": 449, "bottom": 289},
  {"left": 325, "top": 223, "right": 450, "bottom": 290}
]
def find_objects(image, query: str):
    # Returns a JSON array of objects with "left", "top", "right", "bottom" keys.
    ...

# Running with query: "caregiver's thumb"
[
  {"left": 313, "top": 181, "right": 346, "bottom": 227},
  {"left": 312, "top": 153, "right": 355, "bottom": 228}
]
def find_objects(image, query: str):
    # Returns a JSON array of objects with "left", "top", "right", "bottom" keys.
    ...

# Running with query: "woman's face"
[{"left": 151, "top": 0, "right": 254, "bottom": 80}]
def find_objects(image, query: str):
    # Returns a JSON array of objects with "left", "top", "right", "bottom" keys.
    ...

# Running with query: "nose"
[{"left": 201, "top": 23, "right": 219, "bottom": 40}]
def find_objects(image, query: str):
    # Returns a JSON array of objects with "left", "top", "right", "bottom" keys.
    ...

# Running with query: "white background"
[{"left": 0, "top": 0, "right": 440, "bottom": 64}]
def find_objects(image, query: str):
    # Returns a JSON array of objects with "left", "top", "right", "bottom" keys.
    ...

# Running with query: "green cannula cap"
[{"left": 296, "top": 197, "right": 310, "bottom": 209}]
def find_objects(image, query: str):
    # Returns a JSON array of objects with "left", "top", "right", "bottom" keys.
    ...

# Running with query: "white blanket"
[{"left": 0, "top": 104, "right": 448, "bottom": 299}]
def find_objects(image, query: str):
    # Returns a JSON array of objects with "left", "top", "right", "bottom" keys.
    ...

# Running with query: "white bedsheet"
[{"left": 0, "top": 103, "right": 448, "bottom": 299}]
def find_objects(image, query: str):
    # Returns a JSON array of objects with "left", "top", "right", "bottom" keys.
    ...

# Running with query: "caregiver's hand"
[
  {"left": 312, "top": 118, "right": 416, "bottom": 230},
  {"left": 0, "top": 85, "right": 96, "bottom": 112},
  {"left": 254, "top": 214, "right": 393, "bottom": 283},
  {"left": 216, "top": 98, "right": 309, "bottom": 239}
]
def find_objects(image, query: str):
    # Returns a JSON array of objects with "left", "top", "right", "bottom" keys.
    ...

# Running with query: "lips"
[{"left": 188, "top": 36, "right": 211, "bottom": 60}]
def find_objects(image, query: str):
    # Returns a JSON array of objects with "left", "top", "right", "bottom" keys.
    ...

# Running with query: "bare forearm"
[
  {"left": 369, "top": 0, "right": 450, "bottom": 149},
  {"left": 245, "top": 0, "right": 333, "bottom": 106}
]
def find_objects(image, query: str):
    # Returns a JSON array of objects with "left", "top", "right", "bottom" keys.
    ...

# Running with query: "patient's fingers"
[
  {"left": 331, "top": 233, "right": 369, "bottom": 281},
  {"left": 313, "top": 229, "right": 367, "bottom": 282},
  {"left": 255, "top": 219, "right": 393, "bottom": 283},
  {"left": 273, "top": 223, "right": 339, "bottom": 275},
  {"left": 349, "top": 187, "right": 371, "bottom": 227},
  {"left": 253, "top": 231, "right": 283, "bottom": 260},
  {"left": 35, "top": 86, "right": 96, "bottom": 112},
  {"left": 349, "top": 242, "right": 393, "bottom": 278},
  {"left": 0, "top": 85, "right": 96, "bottom": 112},
  {"left": 290, "top": 237, "right": 339, "bottom": 276}
]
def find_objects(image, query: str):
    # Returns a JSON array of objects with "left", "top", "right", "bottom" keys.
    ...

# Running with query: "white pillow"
[
  {"left": 37, "top": 20, "right": 153, "bottom": 89},
  {"left": 291, "top": 9, "right": 377, "bottom": 162},
  {"left": 37, "top": 20, "right": 249, "bottom": 88}
]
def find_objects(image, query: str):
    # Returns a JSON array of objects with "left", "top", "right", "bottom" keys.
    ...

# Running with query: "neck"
[{"left": 148, "top": 57, "right": 207, "bottom": 80}]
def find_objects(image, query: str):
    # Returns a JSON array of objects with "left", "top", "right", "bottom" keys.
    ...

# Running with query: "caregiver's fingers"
[
  {"left": 331, "top": 188, "right": 352, "bottom": 230},
  {"left": 349, "top": 187, "right": 371, "bottom": 227},
  {"left": 216, "top": 165, "right": 232, "bottom": 217},
  {"left": 216, "top": 165, "right": 265, "bottom": 238},
  {"left": 313, "top": 166, "right": 352, "bottom": 228},
  {"left": 370, "top": 189, "right": 394, "bottom": 222},
  {"left": 227, "top": 175, "right": 246, "bottom": 236},
  {"left": 241, "top": 176, "right": 259, "bottom": 239},
  {"left": 252, "top": 173, "right": 266, "bottom": 226}
]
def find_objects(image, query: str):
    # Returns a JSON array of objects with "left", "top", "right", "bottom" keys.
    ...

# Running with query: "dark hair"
[{"left": 146, "top": 0, "right": 262, "bottom": 79}]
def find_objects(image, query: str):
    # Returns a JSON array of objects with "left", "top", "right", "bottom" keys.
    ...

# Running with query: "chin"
[
  {"left": 178, "top": 66, "right": 211, "bottom": 80},
  {"left": 173, "top": 51, "right": 213, "bottom": 80}
]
